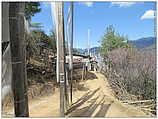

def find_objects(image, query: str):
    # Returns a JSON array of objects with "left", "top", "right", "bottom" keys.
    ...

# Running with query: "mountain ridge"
[
  {"left": 130, "top": 37, "right": 156, "bottom": 49},
  {"left": 76, "top": 37, "right": 156, "bottom": 54}
]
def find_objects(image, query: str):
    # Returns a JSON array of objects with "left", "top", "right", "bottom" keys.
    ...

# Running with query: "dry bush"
[{"left": 103, "top": 48, "right": 156, "bottom": 101}]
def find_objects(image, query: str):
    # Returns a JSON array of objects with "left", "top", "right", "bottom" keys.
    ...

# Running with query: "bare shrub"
[{"left": 104, "top": 48, "right": 156, "bottom": 101}]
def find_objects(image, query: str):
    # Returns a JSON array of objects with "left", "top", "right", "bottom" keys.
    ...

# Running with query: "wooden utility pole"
[
  {"left": 9, "top": 2, "right": 29, "bottom": 117},
  {"left": 55, "top": 2, "right": 66, "bottom": 116}
]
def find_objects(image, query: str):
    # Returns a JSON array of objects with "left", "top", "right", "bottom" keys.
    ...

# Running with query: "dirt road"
[
  {"left": 66, "top": 71, "right": 150, "bottom": 117},
  {"left": 3, "top": 71, "right": 150, "bottom": 117}
]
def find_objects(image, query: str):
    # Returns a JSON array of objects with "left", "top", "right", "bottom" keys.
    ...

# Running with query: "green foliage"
[
  {"left": 100, "top": 25, "right": 129, "bottom": 56},
  {"left": 30, "top": 22, "right": 43, "bottom": 29},
  {"left": 25, "top": 2, "right": 41, "bottom": 21},
  {"left": 26, "top": 30, "right": 41, "bottom": 58},
  {"left": 24, "top": 2, "right": 57, "bottom": 57},
  {"left": 36, "top": 30, "right": 49, "bottom": 45},
  {"left": 47, "top": 31, "right": 56, "bottom": 53},
  {"left": 26, "top": 29, "right": 57, "bottom": 59}
]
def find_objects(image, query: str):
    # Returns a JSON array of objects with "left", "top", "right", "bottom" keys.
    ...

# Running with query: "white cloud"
[
  {"left": 85, "top": 2, "right": 93, "bottom": 7},
  {"left": 111, "top": 2, "right": 136, "bottom": 8},
  {"left": 141, "top": 10, "right": 155, "bottom": 20},
  {"left": 42, "top": 2, "right": 50, "bottom": 9},
  {"left": 79, "top": 2, "right": 93, "bottom": 7}
]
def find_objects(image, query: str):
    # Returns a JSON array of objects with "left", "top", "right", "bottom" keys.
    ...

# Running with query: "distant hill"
[
  {"left": 76, "top": 37, "right": 156, "bottom": 55},
  {"left": 130, "top": 37, "right": 156, "bottom": 49},
  {"left": 90, "top": 47, "right": 100, "bottom": 54},
  {"left": 76, "top": 47, "right": 100, "bottom": 55},
  {"left": 76, "top": 48, "right": 87, "bottom": 54},
  {"left": 142, "top": 44, "right": 156, "bottom": 51}
]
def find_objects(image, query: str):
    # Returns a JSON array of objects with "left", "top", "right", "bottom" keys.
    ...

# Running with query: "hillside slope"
[{"left": 130, "top": 37, "right": 156, "bottom": 48}]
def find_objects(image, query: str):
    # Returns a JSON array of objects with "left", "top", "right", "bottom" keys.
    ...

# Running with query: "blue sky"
[{"left": 31, "top": 2, "right": 156, "bottom": 49}]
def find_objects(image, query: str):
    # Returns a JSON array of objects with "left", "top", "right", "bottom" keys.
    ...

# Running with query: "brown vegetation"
[{"left": 102, "top": 48, "right": 156, "bottom": 115}]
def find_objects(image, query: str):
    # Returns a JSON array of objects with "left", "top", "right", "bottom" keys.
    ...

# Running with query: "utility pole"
[
  {"left": 9, "top": 2, "right": 29, "bottom": 117},
  {"left": 55, "top": 2, "right": 66, "bottom": 116},
  {"left": 88, "top": 29, "right": 90, "bottom": 56},
  {"left": 65, "top": 2, "right": 74, "bottom": 106},
  {"left": 51, "top": 2, "right": 60, "bottom": 83},
  {"left": 70, "top": 2, "right": 73, "bottom": 105}
]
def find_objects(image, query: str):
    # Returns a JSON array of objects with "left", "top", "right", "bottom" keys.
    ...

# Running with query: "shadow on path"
[
  {"left": 86, "top": 71, "right": 98, "bottom": 80},
  {"left": 65, "top": 87, "right": 100, "bottom": 115},
  {"left": 68, "top": 95, "right": 114, "bottom": 117},
  {"left": 94, "top": 100, "right": 114, "bottom": 117},
  {"left": 69, "top": 96, "right": 99, "bottom": 117}
]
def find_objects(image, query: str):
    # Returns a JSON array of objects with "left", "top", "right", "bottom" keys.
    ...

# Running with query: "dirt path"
[
  {"left": 66, "top": 71, "right": 150, "bottom": 117},
  {"left": 3, "top": 71, "right": 151, "bottom": 117}
]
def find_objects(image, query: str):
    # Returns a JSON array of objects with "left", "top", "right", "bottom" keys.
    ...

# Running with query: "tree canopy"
[
  {"left": 100, "top": 25, "right": 129, "bottom": 56},
  {"left": 25, "top": 2, "right": 41, "bottom": 21}
]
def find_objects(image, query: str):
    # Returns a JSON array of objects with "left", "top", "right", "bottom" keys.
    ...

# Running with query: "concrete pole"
[
  {"left": 88, "top": 29, "right": 90, "bottom": 56},
  {"left": 55, "top": 2, "right": 66, "bottom": 116}
]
